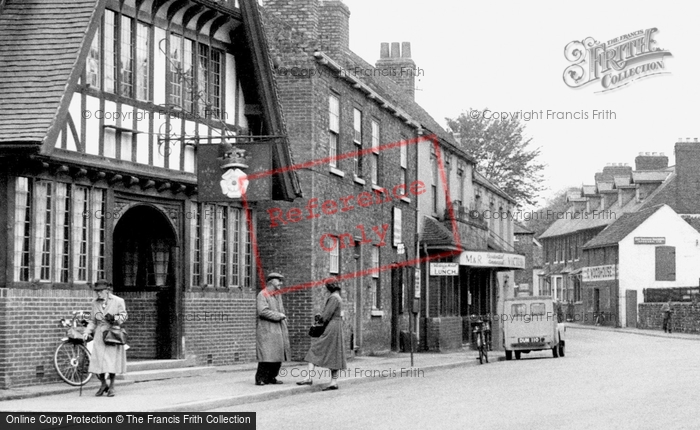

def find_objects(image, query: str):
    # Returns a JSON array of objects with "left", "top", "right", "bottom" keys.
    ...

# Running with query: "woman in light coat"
[
  {"left": 83, "top": 279, "right": 127, "bottom": 397},
  {"left": 297, "top": 281, "right": 347, "bottom": 390}
]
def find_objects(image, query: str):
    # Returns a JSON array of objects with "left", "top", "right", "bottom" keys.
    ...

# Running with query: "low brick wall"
[
  {"left": 0, "top": 288, "right": 93, "bottom": 389},
  {"left": 638, "top": 303, "right": 700, "bottom": 333},
  {"left": 183, "top": 289, "right": 257, "bottom": 366}
]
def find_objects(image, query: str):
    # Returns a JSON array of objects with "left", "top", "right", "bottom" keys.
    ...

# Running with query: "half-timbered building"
[{"left": 0, "top": 0, "right": 300, "bottom": 388}]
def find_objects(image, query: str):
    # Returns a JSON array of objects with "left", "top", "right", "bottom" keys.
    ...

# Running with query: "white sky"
[{"left": 342, "top": 0, "right": 700, "bottom": 206}]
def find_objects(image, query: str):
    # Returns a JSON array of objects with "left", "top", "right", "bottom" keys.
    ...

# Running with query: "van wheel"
[
  {"left": 505, "top": 350, "right": 512, "bottom": 360},
  {"left": 558, "top": 341, "right": 565, "bottom": 357},
  {"left": 552, "top": 345, "right": 559, "bottom": 358},
  {"left": 515, "top": 351, "right": 521, "bottom": 360}
]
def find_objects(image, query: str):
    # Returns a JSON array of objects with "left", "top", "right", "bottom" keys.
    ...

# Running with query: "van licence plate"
[{"left": 518, "top": 337, "right": 543, "bottom": 343}]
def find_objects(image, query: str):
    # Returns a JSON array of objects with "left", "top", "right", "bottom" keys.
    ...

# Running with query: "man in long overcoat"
[{"left": 255, "top": 273, "right": 290, "bottom": 385}]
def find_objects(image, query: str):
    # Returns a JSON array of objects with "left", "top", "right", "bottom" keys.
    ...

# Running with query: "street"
[{"left": 214, "top": 328, "right": 700, "bottom": 430}]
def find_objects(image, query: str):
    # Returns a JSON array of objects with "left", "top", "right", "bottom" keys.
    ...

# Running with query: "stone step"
[{"left": 118, "top": 366, "right": 216, "bottom": 382}]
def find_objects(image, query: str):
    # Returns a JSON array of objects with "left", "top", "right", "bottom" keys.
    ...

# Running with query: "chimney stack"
[
  {"left": 375, "top": 41, "right": 418, "bottom": 100},
  {"left": 318, "top": 0, "right": 351, "bottom": 53},
  {"left": 675, "top": 138, "right": 700, "bottom": 213},
  {"left": 635, "top": 152, "right": 669, "bottom": 170}
]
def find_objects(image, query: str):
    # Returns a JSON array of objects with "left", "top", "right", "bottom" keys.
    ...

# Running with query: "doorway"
[{"left": 113, "top": 205, "right": 178, "bottom": 359}]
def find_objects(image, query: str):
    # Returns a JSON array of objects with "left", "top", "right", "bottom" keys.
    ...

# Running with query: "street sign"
[
  {"left": 430, "top": 262, "right": 459, "bottom": 276},
  {"left": 634, "top": 237, "right": 665, "bottom": 245},
  {"left": 414, "top": 268, "right": 421, "bottom": 298},
  {"left": 397, "top": 243, "right": 405, "bottom": 255}
]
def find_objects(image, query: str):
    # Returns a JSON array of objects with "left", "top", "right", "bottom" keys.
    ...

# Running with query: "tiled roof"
[
  {"left": 613, "top": 176, "right": 631, "bottom": 187},
  {"left": 683, "top": 216, "right": 700, "bottom": 234},
  {"left": 514, "top": 222, "right": 533, "bottom": 234},
  {"left": 582, "top": 185, "right": 597, "bottom": 195},
  {"left": 473, "top": 170, "right": 516, "bottom": 203},
  {"left": 583, "top": 205, "right": 665, "bottom": 249},
  {"left": 632, "top": 171, "right": 671, "bottom": 183},
  {"left": 420, "top": 216, "right": 458, "bottom": 248},
  {"left": 596, "top": 181, "right": 614, "bottom": 192},
  {"left": 0, "top": 0, "right": 99, "bottom": 146}
]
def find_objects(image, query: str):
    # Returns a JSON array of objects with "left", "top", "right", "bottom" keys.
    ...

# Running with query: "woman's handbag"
[
  {"left": 103, "top": 325, "right": 127, "bottom": 345},
  {"left": 308, "top": 323, "right": 326, "bottom": 338}
]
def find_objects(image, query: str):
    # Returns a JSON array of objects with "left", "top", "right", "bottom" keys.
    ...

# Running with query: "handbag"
[
  {"left": 308, "top": 323, "right": 326, "bottom": 338},
  {"left": 103, "top": 325, "right": 127, "bottom": 345}
]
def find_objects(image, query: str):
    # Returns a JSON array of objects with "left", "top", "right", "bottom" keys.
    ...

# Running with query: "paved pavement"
[
  {"left": 0, "top": 348, "right": 492, "bottom": 412},
  {"left": 0, "top": 324, "right": 695, "bottom": 412}
]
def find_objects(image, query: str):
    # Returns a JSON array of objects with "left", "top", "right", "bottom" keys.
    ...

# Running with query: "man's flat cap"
[{"left": 266, "top": 272, "right": 284, "bottom": 281}]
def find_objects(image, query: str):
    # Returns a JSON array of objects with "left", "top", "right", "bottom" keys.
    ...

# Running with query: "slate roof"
[
  {"left": 632, "top": 171, "right": 671, "bottom": 183},
  {"left": 0, "top": 0, "right": 99, "bottom": 147},
  {"left": 514, "top": 222, "right": 533, "bottom": 234},
  {"left": 582, "top": 205, "right": 665, "bottom": 249},
  {"left": 420, "top": 216, "right": 458, "bottom": 248},
  {"left": 472, "top": 170, "right": 516, "bottom": 203}
]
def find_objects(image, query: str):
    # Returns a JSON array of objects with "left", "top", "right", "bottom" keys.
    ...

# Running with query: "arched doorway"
[{"left": 113, "top": 205, "right": 178, "bottom": 360}]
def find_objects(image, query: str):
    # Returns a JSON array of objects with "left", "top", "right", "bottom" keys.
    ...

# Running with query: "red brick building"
[
  {"left": 0, "top": 0, "right": 300, "bottom": 388},
  {"left": 259, "top": 0, "right": 465, "bottom": 358}
]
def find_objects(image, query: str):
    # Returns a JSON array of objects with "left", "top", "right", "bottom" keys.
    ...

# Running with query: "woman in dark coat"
[
  {"left": 83, "top": 279, "right": 127, "bottom": 397},
  {"left": 297, "top": 281, "right": 347, "bottom": 390}
]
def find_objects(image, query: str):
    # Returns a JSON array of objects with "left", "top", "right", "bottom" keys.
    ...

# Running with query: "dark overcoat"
[
  {"left": 256, "top": 288, "right": 290, "bottom": 362},
  {"left": 304, "top": 292, "right": 347, "bottom": 370},
  {"left": 87, "top": 293, "right": 128, "bottom": 374}
]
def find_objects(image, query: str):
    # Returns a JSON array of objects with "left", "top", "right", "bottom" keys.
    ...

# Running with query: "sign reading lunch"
[
  {"left": 582, "top": 264, "right": 618, "bottom": 282},
  {"left": 563, "top": 28, "right": 672, "bottom": 93},
  {"left": 459, "top": 251, "right": 525, "bottom": 269}
]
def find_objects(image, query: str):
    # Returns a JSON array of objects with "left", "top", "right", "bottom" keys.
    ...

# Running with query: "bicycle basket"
[{"left": 67, "top": 326, "right": 85, "bottom": 340}]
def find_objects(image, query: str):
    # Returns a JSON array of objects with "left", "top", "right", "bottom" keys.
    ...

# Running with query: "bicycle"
[
  {"left": 473, "top": 320, "right": 490, "bottom": 364},
  {"left": 54, "top": 310, "right": 92, "bottom": 388}
]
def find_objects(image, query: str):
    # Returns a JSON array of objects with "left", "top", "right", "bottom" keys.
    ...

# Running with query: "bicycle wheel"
[{"left": 54, "top": 342, "right": 92, "bottom": 386}]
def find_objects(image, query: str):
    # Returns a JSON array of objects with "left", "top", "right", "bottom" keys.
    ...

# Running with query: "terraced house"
[{"left": 0, "top": 0, "right": 301, "bottom": 388}]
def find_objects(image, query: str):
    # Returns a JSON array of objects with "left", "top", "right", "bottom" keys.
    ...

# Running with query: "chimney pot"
[
  {"left": 638, "top": 152, "right": 643, "bottom": 156},
  {"left": 401, "top": 42, "right": 412, "bottom": 58},
  {"left": 380, "top": 42, "right": 389, "bottom": 59},
  {"left": 660, "top": 152, "right": 665, "bottom": 156},
  {"left": 390, "top": 42, "right": 400, "bottom": 58},
  {"left": 652, "top": 152, "right": 657, "bottom": 155},
  {"left": 695, "top": 138, "right": 699, "bottom": 142}
]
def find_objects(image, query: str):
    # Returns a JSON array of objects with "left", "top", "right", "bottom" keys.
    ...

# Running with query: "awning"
[{"left": 459, "top": 251, "right": 525, "bottom": 270}]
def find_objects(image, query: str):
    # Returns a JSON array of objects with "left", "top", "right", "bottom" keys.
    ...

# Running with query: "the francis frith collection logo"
[{"left": 563, "top": 28, "right": 672, "bottom": 93}]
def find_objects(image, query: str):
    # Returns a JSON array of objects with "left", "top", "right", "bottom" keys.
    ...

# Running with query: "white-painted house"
[{"left": 582, "top": 204, "right": 700, "bottom": 327}]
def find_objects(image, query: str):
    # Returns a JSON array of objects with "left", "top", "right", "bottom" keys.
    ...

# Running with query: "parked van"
[{"left": 502, "top": 296, "right": 566, "bottom": 360}]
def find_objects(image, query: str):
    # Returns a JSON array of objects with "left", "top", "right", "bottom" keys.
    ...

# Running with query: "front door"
[
  {"left": 113, "top": 205, "right": 178, "bottom": 359},
  {"left": 391, "top": 267, "right": 402, "bottom": 351}
]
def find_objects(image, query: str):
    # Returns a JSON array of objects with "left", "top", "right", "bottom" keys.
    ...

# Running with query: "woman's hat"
[{"left": 93, "top": 279, "right": 112, "bottom": 290}]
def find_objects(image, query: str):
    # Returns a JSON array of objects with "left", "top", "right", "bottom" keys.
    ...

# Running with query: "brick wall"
[
  {"left": 121, "top": 291, "right": 158, "bottom": 360},
  {"left": 0, "top": 288, "right": 93, "bottom": 389},
  {"left": 638, "top": 302, "right": 700, "bottom": 333},
  {"left": 259, "top": 1, "right": 420, "bottom": 359},
  {"left": 422, "top": 316, "right": 462, "bottom": 351},
  {"left": 183, "top": 289, "right": 257, "bottom": 366}
]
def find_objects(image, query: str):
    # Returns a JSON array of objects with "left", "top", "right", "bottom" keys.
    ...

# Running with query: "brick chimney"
[
  {"left": 264, "top": 0, "right": 320, "bottom": 42},
  {"left": 635, "top": 152, "right": 669, "bottom": 170},
  {"left": 675, "top": 138, "right": 700, "bottom": 214},
  {"left": 600, "top": 163, "right": 633, "bottom": 181},
  {"left": 375, "top": 41, "right": 417, "bottom": 100},
  {"left": 318, "top": 0, "right": 350, "bottom": 53}
]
